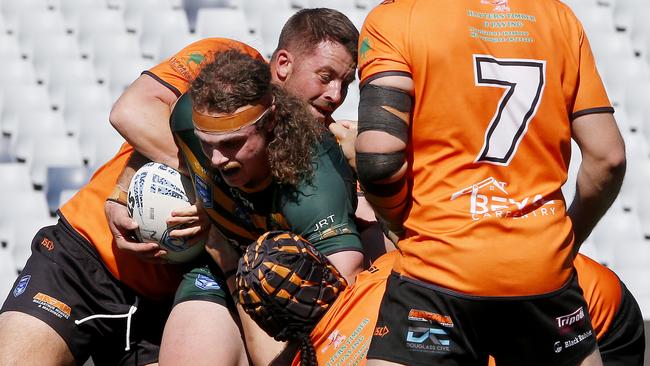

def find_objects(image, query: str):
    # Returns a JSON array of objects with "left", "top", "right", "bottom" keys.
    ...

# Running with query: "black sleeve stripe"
[
  {"left": 360, "top": 71, "right": 412, "bottom": 90},
  {"left": 571, "top": 106, "right": 615, "bottom": 120},
  {"left": 142, "top": 70, "right": 182, "bottom": 98}
]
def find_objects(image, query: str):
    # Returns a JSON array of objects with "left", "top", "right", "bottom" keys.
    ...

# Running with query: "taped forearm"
[{"left": 356, "top": 84, "right": 412, "bottom": 231}]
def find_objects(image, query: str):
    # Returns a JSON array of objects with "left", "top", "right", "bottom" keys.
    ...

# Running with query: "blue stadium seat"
[{"left": 45, "top": 165, "right": 90, "bottom": 215}]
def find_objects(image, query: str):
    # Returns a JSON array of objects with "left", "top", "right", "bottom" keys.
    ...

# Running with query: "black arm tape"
[
  {"left": 356, "top": 151, "right": 406, "bottom": 197},
  {"left": 360, "top": 172, "right": 407, "bottom": 198},
  {"left": 358, "top": 84, "right": 412, "bottom": 142}
]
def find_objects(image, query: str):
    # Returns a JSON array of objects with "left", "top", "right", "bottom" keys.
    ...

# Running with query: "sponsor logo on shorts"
[
  {"left": 41, "top": 237, "right": 54, "bottom": 251},
  {"left": 408, "top": 309, "right": 454, "bottom": 327},
  {"left": 32, "top": 292, "right": 71, "bottom": 319},
  {"left": 13, "top": 275, "right": 31, "bottom": 297},
  {"left": 374, "top": 325, "right": 390, "bottom": 337},
  {"left": 195, "top": 274, "right": 221, "bottom": 291},
  {"left": 556, "top": 307, "right": 585, "bottom": 332},
  {"left": 553, "top": 330, "right": 593, "bottom": 353},
  {"left": 405, "top": 326, "right": 451, "bottom": 353}
]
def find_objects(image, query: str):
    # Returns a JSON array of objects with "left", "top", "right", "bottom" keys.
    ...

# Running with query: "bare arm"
[
  {"left": 109, "top": 74, "right": 183, "bottom": 171},
  {"left": 326, "top": 250, "right": 364, "bottom": 285},
  {"left": 568, "top": 112, "right": 626, "bottom": 248}
]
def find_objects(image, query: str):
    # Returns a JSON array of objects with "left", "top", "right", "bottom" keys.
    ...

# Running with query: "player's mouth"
[
  {"left": 219, "top": 162, "right": 242, "bottom": 177},
  {"left": 311, "top": 104, "right": 334, "bottom": 122}
]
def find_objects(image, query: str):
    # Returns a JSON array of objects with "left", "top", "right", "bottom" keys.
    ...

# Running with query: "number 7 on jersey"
[{"left": 473, "top": 55, "right": 546, "bottom": 166}]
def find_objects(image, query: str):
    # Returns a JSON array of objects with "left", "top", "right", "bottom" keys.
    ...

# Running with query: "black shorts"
[
  {"left": 367, "top": 272, "right": 598, "bottom": 366},
  {"left": 598, "top": 281, "right": 646, "bottom": 366},
  {"left": 0, "top": 220, "right": 172, "bottom": 366}
]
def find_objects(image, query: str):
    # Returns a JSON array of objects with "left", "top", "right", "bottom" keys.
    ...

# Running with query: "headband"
[{"left": 192, "top": 94, "right": 273, "bottom": 134}]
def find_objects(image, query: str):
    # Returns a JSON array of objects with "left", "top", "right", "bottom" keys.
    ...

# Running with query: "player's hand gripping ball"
[{"left": 127, "top": 162, "right": 206, "bottom": 263}]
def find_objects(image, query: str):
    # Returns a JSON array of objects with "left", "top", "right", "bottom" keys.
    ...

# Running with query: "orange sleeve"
[
  {"left": 570, "top": 20, "right": 613, "bottom": 118},
  {"left": 358, "top": 1, "right": 413, "bottom": 85},
  {"left": 145, "top": 38, "right": 264, "bottom": 97}
]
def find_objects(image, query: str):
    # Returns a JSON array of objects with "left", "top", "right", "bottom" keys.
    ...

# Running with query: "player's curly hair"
[
  {"left": 190, "top": 50, "right": 322, "bottom": 187},
  {"left": 237, "top": 231, "right": 348, "bottom": 366}
]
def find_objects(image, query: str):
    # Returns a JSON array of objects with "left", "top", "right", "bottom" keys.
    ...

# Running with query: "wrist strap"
[{"left": 107, "top": 186, "right": 129, "bottom": 206}]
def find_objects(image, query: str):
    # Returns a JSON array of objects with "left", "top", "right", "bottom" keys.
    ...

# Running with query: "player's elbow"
[{"left": 327, "top": 250, "right": 364, "bottom": 285}]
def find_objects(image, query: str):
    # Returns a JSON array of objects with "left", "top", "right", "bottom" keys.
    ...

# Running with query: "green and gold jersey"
[{"left": 170, "top": 93, "right": 362, "bottom": 255}]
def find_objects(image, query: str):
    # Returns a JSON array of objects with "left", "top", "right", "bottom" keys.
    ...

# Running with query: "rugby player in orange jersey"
[
  {"left": 104, "top": 8, "right": 374, "bottom": 366},
  {"left": 0, "top": 40, "right": 263, "bottom": 366},
  {"left": 355, "top": 0, "right": 626, "bottom": 365},
  {"left": 208, "top": 229, "right": 644, "bottom": 366}
]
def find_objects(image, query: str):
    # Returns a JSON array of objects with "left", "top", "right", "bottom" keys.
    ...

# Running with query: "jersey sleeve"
[
  {"left": 570, "top": 18, "right": 614, "bottom": 119},
  {"left": 144, "top": 38, "right": 264, "bottom": 97},
  {"left": 358, "top": 1, "right": 413, "bottom": 86},
  {"left": 281, "top": 137, "right": 362, "bottom": 256}
]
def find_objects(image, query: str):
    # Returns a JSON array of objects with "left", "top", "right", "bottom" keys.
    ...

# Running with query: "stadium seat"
[
  {"left": 45, "top": 165, "right": 90, "bottom": 215},
  {"left": 0, "top": 59, "right": 37, "bottom": 85},
  {"left": 259, "top": 8, "right": 295, "bottom": 58},
  {"left": 10, "top": 216, "right": 58, "bottom": 271},
  {"left": 612, "top": 239, "right": 650, "bottom": 270},
  {"left": 0, "top": 0, "right": 49, "bottom": 33},
  {"left": 75, "top": 7, "right": 128, "bottom": 57},
  {"left": 0, "top": 190, "right": 50, "bottom": 247},
  {"left": 76, "top": 109, "right": 124, "bottom": 166},
  {"left": 590, "top": 208, "right": 644, "bottom": 262},
  {"left": 0, "top": 250, "right": 18, "bottom": 300},
  {"left": 139, "top": 8, "right": 191, "bottom": 60},
  {"left": 58, "top": 188, "right": 80, "bottom": 210},
  {"left": 10, "top": 110, "right": 68, "bottom": 163},
  {"left": 1, "top": 84, "right": 52, "bottom": 138},
  {"left": 0, "top": 163, "right": 33, "bottom": 193},
  {"left": 306, "top": 0, "right": 358, "bottom": 11},
  {"left": 158, "top": 33, "right": 201, "bottom": 61},
  {"left": 195, "top": 7, "right": 250, "bottom": 40},
  {"left": 62, "top": 84, "right": 112, "bottom": 136},
  {"left": 89, "top": 33, "right": 142, "bottom": 83},
  {"left": 44, "top": 58, "right": 98, "bottom": 110},
  {"left": 241, "top": 0, "right": 291, "bottom": 36},
  {"left": 0, "top": 33, "right": 22, "bottom": 60},
  {"left": 106, "top": 56, "right": 154, "bottom": 101},
  {"left": 28, "top": 135, "right": 84, "bottom": 188},
  {"left": 59, "top": 0, "right": 107, "bottom": 33},
  {"left": 181, "top": 0, "right": 232, "bottom": 32},
  {"left": 123, "top": 0, "right": 174, "bottom": 33},
  {"left": 30, "top": 34, "right": 83, "bottom": 83},
  {"left": 16, "top": 9, "right": 67, "bottom": 60}
]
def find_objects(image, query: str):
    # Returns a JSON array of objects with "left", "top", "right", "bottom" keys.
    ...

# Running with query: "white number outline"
[{"left": 473, "top": 55, "right": 546, "bottom": 166}]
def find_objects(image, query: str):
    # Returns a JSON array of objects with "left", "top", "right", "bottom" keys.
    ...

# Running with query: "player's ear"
[{"left": 273, "top": 49, "right": 293, "bottom": 83}]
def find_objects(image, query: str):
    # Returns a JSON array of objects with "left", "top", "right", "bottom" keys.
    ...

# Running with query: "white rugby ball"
[{"left": 127, "top": 162, "right": 205, "bottom": 263}]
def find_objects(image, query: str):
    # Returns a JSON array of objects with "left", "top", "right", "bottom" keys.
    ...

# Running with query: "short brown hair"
[
  {"left": 190, "top": 50, "right": 322, "bottom": 187},
  {"left": 273, "top": 8, "right": 359, "bottom": 64}
]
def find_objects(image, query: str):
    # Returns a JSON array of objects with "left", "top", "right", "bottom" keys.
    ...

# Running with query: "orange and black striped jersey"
[
  {"left": 59, "top": 39, "right": 264, "bottom": 300},
  {"left": 145, "top": 38, "right": 265, "bottom": 97},
  {"left": 358, "top": 0, "right": 613, "bottom": 296}
]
